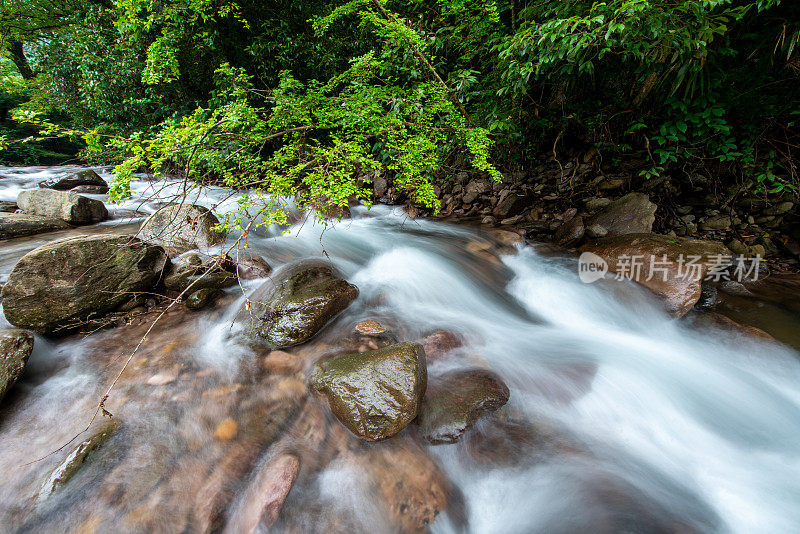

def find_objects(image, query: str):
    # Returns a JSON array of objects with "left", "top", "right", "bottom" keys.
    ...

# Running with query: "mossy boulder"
[
  {"left": 418, "top": 369, "right": 510, "bottom": 444},
  {"left": 309, "top": 342, "right": 427, "bottom": 441},
  {"left": 0, "top": 213, "right": 70, "bottom": 239},
  {"left": 139, "top": 204, "right": 226, "bottom": 254},
  {"left": 1, "top": 235, "right": 168, "bottom": 335},
  {"left": 247, "top": 263, "right": 358, "bottom": 348},
  {"left": 38, "top": 169, "right": 107, "bottom": 191},
  {"left": 17, "top": 189, "right": 108, "bottom": 224},
  {"left": 0, "top": 329, "right": 34, "bottom": 400}
]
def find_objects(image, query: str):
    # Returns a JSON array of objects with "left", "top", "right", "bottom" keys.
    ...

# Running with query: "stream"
[{"left": 1, "top": 166, "right": 800, "bottom": 533}]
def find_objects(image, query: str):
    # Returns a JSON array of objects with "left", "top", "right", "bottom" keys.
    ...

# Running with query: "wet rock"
[
  {"left": 165, "top": 252, "right": 237, "bottom": 294},
  {"left": 688, "top": 312, "right": 774, "bottom": 342},
  {"left": 418, "top": 369, "right": 510, "bottom": 444},
  {"left": 38, "top": 169, "right": 106, "bottom": 191},
  {"left": 554, "top": 215, "right": 585, "bottom": 246},
  {"left": 586, "top": 192, "right": 656, "bottom": 236},
  {"left": 581, "top": 234, "right": 730, "bottom": 317},
  {"left": 139, "top": 204, "right": 226, "bottom": 254},
  {"left": 261, "top": 350, "right": 301, "bottom": 374},
  {"left": 227, "top": 454, "right": 300, "bottom": 533},
  {"left": 0, "top": 200, "right": 18, "bottom": 212},
  {"left": 2, "top": 235, "right": 168, "bottom": 335},
  {"left": 0, "top": 212, "right": 70, "bottom": 239},
  {"left": 0, "top": 329, "right": 34, "bottom": 400},
  {"left": 309, "top": 342, "right": 427, "bottom": 441},
  {"left": 416, "top": 330, "right": 462, "bottom": 362},
  {"left": 247, "top": 263, "right": 358, "bottom": 348},
  {"left": 318, "top": 204, "right": 351, "bottom": 220},
  {"left": 17, "top": 189, "right": 108, "bottom": 224},
  {"left": 186, "top": 288, "right": 223, "bottom": 310},
  {"left": 487, "top": 228, "right": 524, "bottom": 247},
  {"left": 70, "top": 184, "right": 109, "bottom": 195},
  {"left": 354, "top": 320, "right": 386, "bottom": 336},
  {"left": 360, "top": 440, "right": 450, "bottom": 532},
  {"left": 36, "top": 420, "right": 119, "bottom": 504},
  {"left": 235, "top": 253, "right": 272, "bottom": 280}
]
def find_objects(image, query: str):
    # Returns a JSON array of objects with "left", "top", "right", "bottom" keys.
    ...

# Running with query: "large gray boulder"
[
  {"left": 1, "top": 235, "right": 168, "bottom": 335},
  {"left": 586, "top": 192, "right": 656, "bottom": 237},
  {"left": 0, "top": 213, "right": 70, "bottom": 239},
  {"left": 247, "top": 262, "right": 358, "bottom": 348},
  {"left": 309, "top": 342, "right": 427, "bottom": 441},
  {"left": 0, "top": 329, "right": 34, "bottom": 400},
  {"left": 17, "top": 189, "right": 108, "bottom": 224},
  {"left": 139, "top": 204, "right": 226, "bottom": 255},
  {"left": 38, "top": 169, "right": 107, "bottom": 191}
]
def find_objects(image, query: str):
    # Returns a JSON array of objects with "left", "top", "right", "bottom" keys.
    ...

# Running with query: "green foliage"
[{"left": 2, "top": 0, "right": 799, "bottom": 211}]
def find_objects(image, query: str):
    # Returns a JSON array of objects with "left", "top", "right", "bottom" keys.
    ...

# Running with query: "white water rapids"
[{"left": 0, "top": 166, "right": 799, "bottom": 533}]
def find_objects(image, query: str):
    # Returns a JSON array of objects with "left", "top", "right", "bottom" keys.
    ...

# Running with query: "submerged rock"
[
  {"left": 36, "top": 420, "right": 119, "bottom": 505},
  {"left": 247, "top": 263, "right": 358, "bottom": 348},
  {"left": 415, "top": 330, "right": 462, "bottom": 363},
  {"left": 139, "top": 204, "right": 226, "bottom": 254},
  {"left": 418, "top": 369, "right": 510, "bottom": 444},
  {"left": 309, "top": 342, "right": 427, "bottom": 441},
  {"left": 38, "top": 169, "right": 107, "bottom": 191},
  {"left": 228, "top": 454, "right": 300, "bottom": 533},
  {"left": 0, "top": 212, "right": 70, "bottom": 239},
  {"left": 581, "top": 233, "right": 729, "bottom": 317},
  {"left": 1, "top": 235, "right": 168, "bottom": 335},
  {"left": 0, "top": 329, "right": 34, "bottom": 400},
  {"left": 17, "top": 189, "right": 108, "bottom": 224},
  {"left": 586, "top": 192, "right": 656, "bottom": 237},
  {"left": 360, "top": 440, "right": 449, "bottom": 532},
  {"left": 354, "top": 320, "right": 386, "bottom": 336}
]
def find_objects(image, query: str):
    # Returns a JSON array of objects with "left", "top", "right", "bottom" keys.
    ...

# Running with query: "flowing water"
[{"left": 1, "top": 166, "right": 800, "bottom": 533}]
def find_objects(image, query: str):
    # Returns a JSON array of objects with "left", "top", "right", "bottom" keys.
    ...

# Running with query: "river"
[{"left": 1, "top": 166, "right": 799, "bottom": 533}]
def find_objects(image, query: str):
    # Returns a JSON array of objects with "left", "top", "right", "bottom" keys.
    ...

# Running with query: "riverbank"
[{"left": 377, "top": 151, "right": 799, "bottom": 273}]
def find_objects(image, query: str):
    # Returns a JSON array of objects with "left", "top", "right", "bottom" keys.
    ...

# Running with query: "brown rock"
[
  {"left": 360, "top": 440, "right": 449, "bottom": 532},
  {"left": 581, "top": 234, "right": 730, "bottom": 316},
  {"left": 418, "top": 369, "right": 510, "bottom": 444},
  {"left": 236, "top": 253, "right": 272, "bottom": 280},
  {"left": 586, "top": 192, "right": 656, "bottom": 236},
  {"left": 354, "top": 320, "right": 386, "bottom": 336},
  {"left": 214, "top": 419, "right": 239, "bottom": 441},
  {"left": 309, "top": 342, "right": 427, "bottom": 441},
  {"left": 415, "top": 330, "right": 463, "bottom": 362},
  {"left": 554, "top": 215, "right": 585, "bottom": 246},
  {"left": 226, "top": 454, "right": 300, "bottom": 533}
]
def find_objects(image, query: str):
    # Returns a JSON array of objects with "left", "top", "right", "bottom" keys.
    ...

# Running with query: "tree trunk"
[{"left": 8, "top": 40, "right": 35, "bottom": 80}]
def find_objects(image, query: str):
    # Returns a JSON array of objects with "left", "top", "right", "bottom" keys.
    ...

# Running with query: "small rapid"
[{"left": 0, "top": 166, "right": 799, "bottom": 533}]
